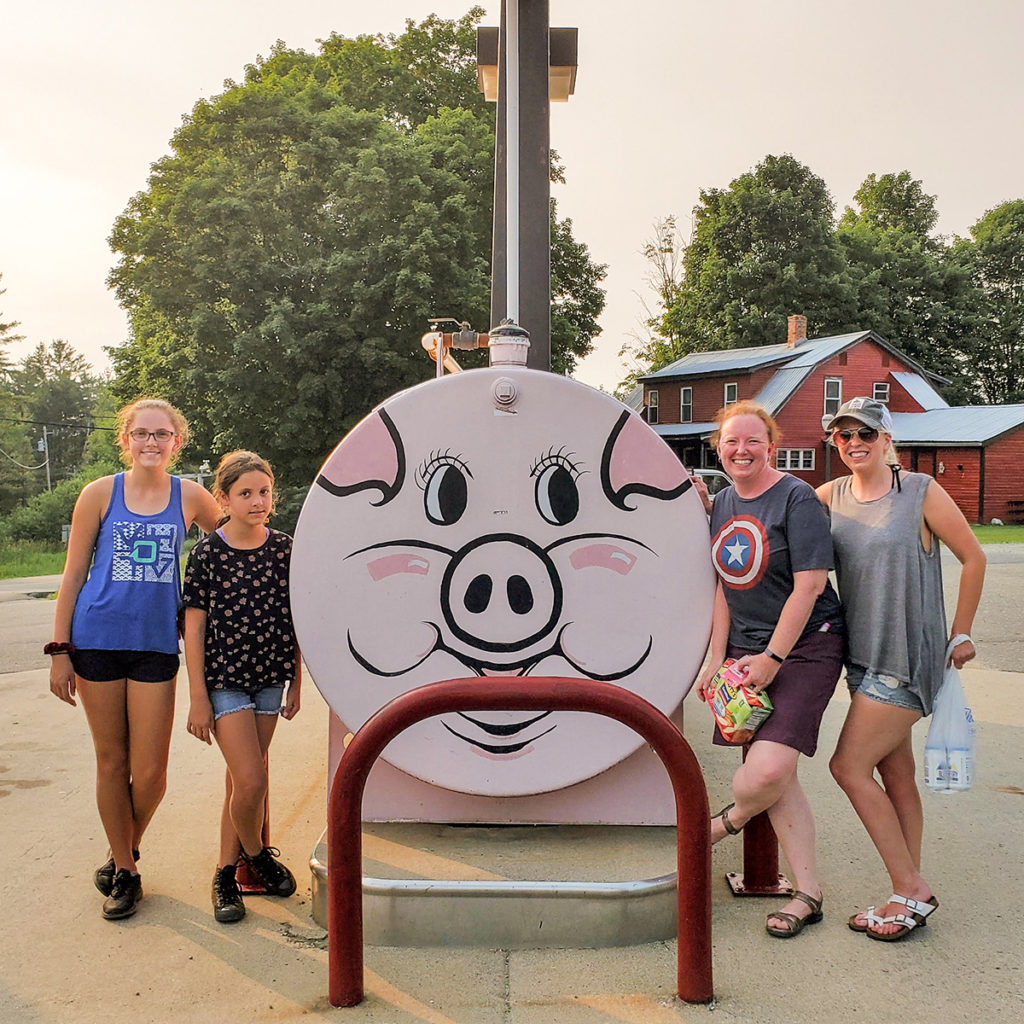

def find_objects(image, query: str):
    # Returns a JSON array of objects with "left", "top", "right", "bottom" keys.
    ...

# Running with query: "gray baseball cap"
[{"left": 825, "top": 397, "right": 895, "bottom": 435}]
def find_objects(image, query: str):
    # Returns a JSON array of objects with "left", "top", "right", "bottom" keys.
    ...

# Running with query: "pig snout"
[{"left": 441, "top": 536, "right": 561, "bottom": 653}]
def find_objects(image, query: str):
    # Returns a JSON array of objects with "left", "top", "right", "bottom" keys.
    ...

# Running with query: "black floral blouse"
[{"left": 183, "top": 529, "right": 297, "bottom": 695}]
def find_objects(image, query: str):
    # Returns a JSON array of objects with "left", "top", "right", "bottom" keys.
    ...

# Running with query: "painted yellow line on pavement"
[
  {"left": 365, "top": 968, "right": 464, "bottom": 1024},
  {"left": 362, "top": 833, "right": 507, "bottom": 881},
  {"left": 578, "top": 993, "right": 694, "bottom": 1023}
]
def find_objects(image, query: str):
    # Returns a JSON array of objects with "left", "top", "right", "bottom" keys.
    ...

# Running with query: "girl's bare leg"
[
  {"left": 218, "top": 713, "right": 278, "bottom": 867},
  {"left": 710, "top": 739, "right": 799, "bottom": 844},
  {"left": 766, "top": 773, "right": 822, "bottom": 927},
  {"left": 214, "top": 710, "right": 278, "bottom": 859},
  {"left": 125, "top": 677, "right": 176, "bottom": 852},
  {"left": 78, "top": 677, "right": 136, "bottom": 872}
]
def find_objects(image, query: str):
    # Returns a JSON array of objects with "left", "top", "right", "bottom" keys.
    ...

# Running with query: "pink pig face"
[{"left": 291, "top": 368, "right": 715, "bottom": 796}]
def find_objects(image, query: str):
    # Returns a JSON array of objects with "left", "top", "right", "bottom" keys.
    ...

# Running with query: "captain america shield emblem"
[{"left": 711, "top": 516, "right": 769, "bottom": 590}]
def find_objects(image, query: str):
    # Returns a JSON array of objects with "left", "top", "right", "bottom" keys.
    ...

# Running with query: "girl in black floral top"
[{"left": 183, "top": 451, "right": 301, "bottom": 924}]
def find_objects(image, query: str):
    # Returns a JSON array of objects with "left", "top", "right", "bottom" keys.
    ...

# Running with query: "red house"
[{"left": 638, "top": 316, "right": 1024, "bottom": 524}]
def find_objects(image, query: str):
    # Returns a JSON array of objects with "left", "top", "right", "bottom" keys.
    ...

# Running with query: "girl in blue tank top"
[{"left": 48, "top": 398, "right": 221, "bottom": 921}]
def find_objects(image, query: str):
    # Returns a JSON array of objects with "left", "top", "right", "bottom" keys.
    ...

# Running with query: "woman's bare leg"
[{"left": 830, "top": 693, "right": 933, "bottom": 935}]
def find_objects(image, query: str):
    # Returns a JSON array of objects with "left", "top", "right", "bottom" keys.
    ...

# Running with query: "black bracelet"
[
  {"left": 764, "top": 647, "right": 785, "bottom": 664},
  {"left": 44, "top": 641, "right": 75, "bottom": 656}
]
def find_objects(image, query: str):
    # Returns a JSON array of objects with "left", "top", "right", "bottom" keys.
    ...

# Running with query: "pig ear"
[
  {"left": 316, "top": 409, "right": 405, "bottom": 507},
  {"left": 601, "top": 410, "right": 691, "bottom": 511}
]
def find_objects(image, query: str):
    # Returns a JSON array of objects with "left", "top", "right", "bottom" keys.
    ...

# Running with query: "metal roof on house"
[
  {"left": 618, "top": 385, "right": 645, "bottom": 414},
  {"left": 641, "top": 332, "right": 871, "bottom": 381},
  {"left": 651, "top": 422, "right": 717, "bottom": 439},
  {"left": 890, "top": 372, "right": 949, "bottom": 410},
  {"left": 891, "top": 406, "right": 1024, "bottom": 444}
]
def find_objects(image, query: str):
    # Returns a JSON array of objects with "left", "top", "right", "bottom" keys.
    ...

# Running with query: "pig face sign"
[{"left": 291, "top": 368, "right": 715, "bottom": 796}]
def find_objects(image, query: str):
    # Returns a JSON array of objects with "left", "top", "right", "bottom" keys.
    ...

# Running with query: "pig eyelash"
[
  {"left": 415, "top": 450, "right": 472, "bottom": 490},
  {"left": 530, "top": 447, "right": 584, "bottom": 479}
]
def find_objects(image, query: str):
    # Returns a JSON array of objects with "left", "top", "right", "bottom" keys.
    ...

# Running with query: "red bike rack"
[{"left": 326, "top": 676, "right": 713, "bottom": 1007}]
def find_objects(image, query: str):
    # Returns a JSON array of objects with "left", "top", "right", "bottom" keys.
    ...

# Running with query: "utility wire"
[{"left": 0, "top": 445, "right": 48, "bottom": 470}]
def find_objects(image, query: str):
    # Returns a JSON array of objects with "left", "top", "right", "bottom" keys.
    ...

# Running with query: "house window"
[
  {"left": 646, "top": 389, "right": 659, "bottom": 424},
  {"left": 873, "top": 382, "right": 890, "bottom": 403},
  {"left": 824, "top": 377, "right": 842, "bottom": 417},
  {"left": 680, "top": 387, "right": 692, "bottom": 423},
  {"left": 724, "top": 382, "right": 738, "bottom": 407},
  {"left": 776, "top": 449, "right": 816, "bottom": 471}
]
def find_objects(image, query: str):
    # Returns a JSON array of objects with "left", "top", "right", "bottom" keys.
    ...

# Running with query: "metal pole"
[
  {"left": 327, "top": 676, "right": 713, "bottom": 1007},
  {"left": 42, "top": 426, "right": 51, "bottom": 492},
  {"left": 505, "top": 0, "right": 520, "bottom": 324}
]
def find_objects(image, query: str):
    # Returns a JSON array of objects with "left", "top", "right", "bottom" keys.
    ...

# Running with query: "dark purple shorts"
[
  {"left": 712, "top": 628, "right": 844, "bottom": 757},
  {"left": 70, "top": 648, "right": 180, "bottom": 683}
]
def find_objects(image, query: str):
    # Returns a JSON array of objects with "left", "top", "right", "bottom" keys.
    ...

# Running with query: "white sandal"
[{"left": 865, "top": 893, "right": 938, "bottom": 942}]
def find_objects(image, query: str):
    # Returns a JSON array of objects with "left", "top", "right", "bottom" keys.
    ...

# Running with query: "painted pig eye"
[
  {"left": 532, "top": 450, "right": 581, "bottom": 526},
  {"left": 418, "top": 452, "right": 471, "bottom": 525}
]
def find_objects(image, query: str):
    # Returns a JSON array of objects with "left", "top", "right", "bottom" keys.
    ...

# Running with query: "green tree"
[
  {"left": 837, "top": 171, "right": 982, "bottom": 401},
  {"left": 955, "top": 200, "right": 1024, "bottom": 403},
  {"left": 13, "top": 340, "right": 103, "bottom": 485},
  {"left": 1, "top": 275, "right": 35, "bottom": 512},
  {"left": 108, "top": 12, "right": 605, "bottom": 485},
  {"left": 658, "top": 154, "right": 858, "bottom": 361}
]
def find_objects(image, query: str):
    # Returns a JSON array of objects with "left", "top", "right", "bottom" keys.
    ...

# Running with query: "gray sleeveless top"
[{"left": 829, "top": 471, "right": 946, "bottom": 715}]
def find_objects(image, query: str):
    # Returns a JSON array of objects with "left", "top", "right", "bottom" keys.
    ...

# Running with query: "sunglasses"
[{"left": 831, "top": 427, "right": 879, "bottom": 444}]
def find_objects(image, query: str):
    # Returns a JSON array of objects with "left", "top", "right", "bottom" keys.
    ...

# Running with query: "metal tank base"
[{"left": 309, "top": 822, "right": 681, "bottom": 948}]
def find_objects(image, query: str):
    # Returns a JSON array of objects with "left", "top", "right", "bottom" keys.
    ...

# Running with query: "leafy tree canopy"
[
  {"left": 108, "top": 10, "right": 605, "bottom": 484},
  {"left": 954, "top": 200, "right": 1024, "bottom": 403},
  {"left": 658, "top": 154, "right": 859, "bottom": 357}
]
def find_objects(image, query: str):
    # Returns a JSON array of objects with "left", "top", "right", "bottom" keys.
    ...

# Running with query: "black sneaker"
[
  {"left": 102, "top": 869, "right": 143, "bottom": 920},
  {"left": 241, "top": 846, "right": 296, "bottom": 897},
  {"left": 94, "top": 849, "right": 140, "bottom": 896},
  {"left": 212, "top": 864, "right": 246, "bottom": 923}
]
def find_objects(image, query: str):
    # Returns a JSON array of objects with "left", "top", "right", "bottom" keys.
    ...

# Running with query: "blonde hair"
[
  {"left": 213, "top": 450, "right": 276, "bottom": 525},
  {"left": 116, "top": 398, "right": 190, "bottom": 467},
  {"left": 710, "top": 401, "right": 782, "bottom": 447}
]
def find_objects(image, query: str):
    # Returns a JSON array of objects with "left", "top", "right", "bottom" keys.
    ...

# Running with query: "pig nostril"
[
  {"left": 506, "top": 575, "right": 534, "bottom": 615},
  {"left": 464, "top": 574, "right": 493, "bottom": 614}
]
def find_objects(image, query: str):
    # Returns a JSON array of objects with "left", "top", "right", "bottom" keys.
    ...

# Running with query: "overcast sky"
[{"left": 2, "top": 1, "right": 1022, "bottom": 392}]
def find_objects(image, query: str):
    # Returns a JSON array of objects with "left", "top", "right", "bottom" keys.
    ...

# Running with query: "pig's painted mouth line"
[
  {"left": 442, "top": 719, "right": 557, "bottom": 754},
  {"left": 347, "top": 625, "right": 654, "bottom": 682},
  {"left": 456, "top": 710, "right": 553, "bottom": 735}
]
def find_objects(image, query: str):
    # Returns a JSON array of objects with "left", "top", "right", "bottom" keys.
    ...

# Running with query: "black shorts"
[
  {"left": 70, "top": 648, "right": 180, "bottom": 683},
  {"left": 712, "top": 629, "right": 844, "bottom": 757}
]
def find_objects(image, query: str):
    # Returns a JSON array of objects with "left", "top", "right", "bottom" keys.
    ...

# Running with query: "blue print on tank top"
[{"left": 112, "top": 521, "right": 179, "bottom": 584}]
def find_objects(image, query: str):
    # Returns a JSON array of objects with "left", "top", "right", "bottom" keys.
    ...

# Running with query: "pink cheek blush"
[
  {"left": 367, "top": 554, "right": 431, "bottom": 582},
  {"left": 569, "top": 544, "right": 637, "bottom": 576}
]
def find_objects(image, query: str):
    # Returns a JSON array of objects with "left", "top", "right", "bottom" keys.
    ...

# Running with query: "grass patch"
[
  {"left": 972, "top": 524, "right": 1024, "bottom": 544},
  {"left": 0, "top": 542, "right": 67, "bottom": 580}
]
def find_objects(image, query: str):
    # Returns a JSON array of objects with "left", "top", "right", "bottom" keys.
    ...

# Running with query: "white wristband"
[{"left": 949, "top": 633, "right": 972, "bottom": 648}]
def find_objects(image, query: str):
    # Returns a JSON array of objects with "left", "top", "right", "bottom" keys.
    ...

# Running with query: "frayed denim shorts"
[
  {"left": 846, "top": 665, "right": 924, "bottom": 714},
  {"left": 209, "top": 685, "right": 284, "bottom": 720}
]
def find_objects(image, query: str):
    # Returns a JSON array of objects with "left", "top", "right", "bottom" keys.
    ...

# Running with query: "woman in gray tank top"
[{"left": 818, "top": 398, "right": 985, "bottom": 942}]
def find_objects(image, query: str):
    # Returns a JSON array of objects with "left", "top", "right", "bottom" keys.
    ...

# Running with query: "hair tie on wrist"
[{"left": 44, "top": 641, "right": 75, "bottom": 656}]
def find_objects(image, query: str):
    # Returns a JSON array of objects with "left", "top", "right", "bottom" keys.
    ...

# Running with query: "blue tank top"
[{"left": 71, "top": 473, "right": 186, "bottom": 654}]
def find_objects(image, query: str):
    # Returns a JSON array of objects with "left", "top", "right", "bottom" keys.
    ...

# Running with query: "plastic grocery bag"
[{"left": 923, "top": 647, "right": 976, "bottom": 793}]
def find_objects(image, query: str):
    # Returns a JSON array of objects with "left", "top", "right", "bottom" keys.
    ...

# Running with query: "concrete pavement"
[{"left": 2, "top": 560, "right": 1023, "bottom": 1023}]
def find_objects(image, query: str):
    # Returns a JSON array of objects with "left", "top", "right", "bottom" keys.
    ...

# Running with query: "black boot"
[{"left": 212, "top": 864, "right": 246, "bottom": 923}]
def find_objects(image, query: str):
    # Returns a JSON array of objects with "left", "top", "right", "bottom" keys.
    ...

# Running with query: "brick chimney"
[{"left": 787, "top": 314, "right": 807, "bottom": 348}]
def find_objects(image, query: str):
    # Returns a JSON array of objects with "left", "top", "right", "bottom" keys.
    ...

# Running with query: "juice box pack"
[{"left": 708, "top": 659, "right": 774, "bottom": 744}]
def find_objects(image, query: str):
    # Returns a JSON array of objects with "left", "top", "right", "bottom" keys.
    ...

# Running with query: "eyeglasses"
[
  {"left": 831, "top": 427, "right": 879, "bottom": 444},
  {"left": 128, "top": 428, "right": 177, "bottom": 443}
]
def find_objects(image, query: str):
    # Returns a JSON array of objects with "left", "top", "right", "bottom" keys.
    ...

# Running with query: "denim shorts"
[
  {"left": 846, "top": 665, "right": 924, "bottom": 713},
  {"left": 209, "top": 685, "right": 284, "bottom": 720}
]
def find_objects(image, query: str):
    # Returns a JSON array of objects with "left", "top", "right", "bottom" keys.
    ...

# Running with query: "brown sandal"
[
  {"left": 715, "top": 803, "right": 742, "bottom": 836},
  {"left": 765, "top": 890, "right": 823, "bottom": 938}
]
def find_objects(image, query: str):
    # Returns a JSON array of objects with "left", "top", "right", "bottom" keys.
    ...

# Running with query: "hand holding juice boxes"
[{"left": 708, "top": 659, "right": 774, "bottom": 744}]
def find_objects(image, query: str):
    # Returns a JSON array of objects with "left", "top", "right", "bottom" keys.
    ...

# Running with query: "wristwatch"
[{"left": 764, "top": 647, "right": 785, "bottom": 664}]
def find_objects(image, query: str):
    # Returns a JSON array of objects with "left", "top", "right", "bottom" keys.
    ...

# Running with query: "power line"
[
  {"left": 0, "top": 445, "right": 48, "bottom": 470},
  {"left": 0, "top": 416, "right": 115, "bottom": 431}
]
